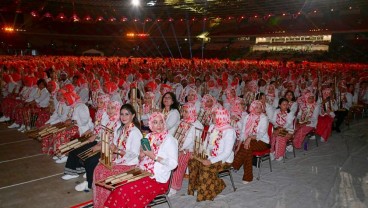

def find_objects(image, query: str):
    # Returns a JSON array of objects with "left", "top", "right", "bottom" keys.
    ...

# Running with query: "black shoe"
[{"left": 336, "top": 128, "right": 341, "bottom": 133}]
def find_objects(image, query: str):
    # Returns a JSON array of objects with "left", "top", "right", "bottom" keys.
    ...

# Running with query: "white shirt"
[
  {"left": 239, "top": 113, "right": 270, "bottom": 144},
  {"left": 166, "top": 109, "right": 181, "bottom": 136},
  {"left": 25, "top": 87, "right": 38, "bottom": 102},
  {"left": 78, "top": 88, "right": 89, "bottom": 104},
  {"left": 271, "top": 109, "right": 295, "bottom": 132},
  {"left": 72, "top": 103, "right": 94, "bottom": 136},
  {"left": 113, "top": 126, "right": 142, "bottom": 166},
  {"left": 297, "top": 104, "right": 320, "bottom": 128},
  {"left": 46, "top": 102, "right": 70, "bottom": 125},
  {"left": 180, "top": 120, "right": 204, "bottom": 152},
  {"left": 205, "top": 124, "right": 236, "bottom": 164},
  {"left": 152, "top": 134, "right": 178, "bottom": 183},
  {"left": 34, "top": 88, "right": 50, "bottom": 108}
]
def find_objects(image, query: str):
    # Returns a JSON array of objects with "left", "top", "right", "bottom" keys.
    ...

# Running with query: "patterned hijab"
[
  {"left": 91, "top": 79, "right": 101, "bottom": 92},
  {"left": 107, "top": 100, "right": 121, "bottom": 122},
  {"left": 182, "top": 103, "right": 197, "bottom": 123},
  {"left": 201, "top": 94, "right": 217, "bottom": 111},
  {"left": 95, "top": 94, "right": 110, "bottom": 121},
  {"left": 186, "top": 88, "right": 198, "bottom": 104},
  {"left": 214, "top": 107, "right": 232, "bottom": 131},
  {"left": 244, "top": 100, "right": 263, "bottom": 139}
]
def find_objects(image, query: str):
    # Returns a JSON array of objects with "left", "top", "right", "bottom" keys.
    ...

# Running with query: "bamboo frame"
[
  {"left": 56, "top": 132, "right": 92, "bottom": 156},
  {"left": 95, "top": 168, "right": 152, "bottom": 190},
  {"left": 192, "top": 127, "right": 208, "bottom": 161},
  {"left": 99, "top": 126, "right": 114, "bottom": 170}
]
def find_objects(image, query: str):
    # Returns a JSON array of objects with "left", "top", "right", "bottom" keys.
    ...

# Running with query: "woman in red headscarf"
[
  {"left": 42, "top": 89, "right": 71, "bottom": 154},
  {"left": 104, "top": 112, "right": 178, "bottom": 208},
  {"left": 53, "top": 92, "right": 94, "bottom": 163},
  {"left": 93, "top": 103, "right": 142, "bottom": 208},
  {"left": 233, "top": 100, "right": 270, "bottom": 184},
  {"left": 169, "top": 103, "right": 203, "bottom": 196},
  {"left": 293, "top": 92, "right": 320, "bottom": 149},
  {"left": 188, "top": 107, "right": 236, "bottom": 201}
]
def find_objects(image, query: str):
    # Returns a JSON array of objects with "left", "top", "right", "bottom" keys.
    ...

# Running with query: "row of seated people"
[{"left": 0, "top": 57, "right": 366, "bottom": 208}]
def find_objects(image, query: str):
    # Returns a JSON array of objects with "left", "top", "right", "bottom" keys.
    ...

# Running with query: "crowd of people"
[{"left": 0, "top": 56, "right": 368, "bottom": 208}]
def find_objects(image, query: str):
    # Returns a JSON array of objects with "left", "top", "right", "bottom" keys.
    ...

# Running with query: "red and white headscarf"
[
  {"left": 182, "top": 103, "right": 197, "bottom": 123},
  {"left": 107, "top": 100, "right": 121, "bottom": 122},
  {"left": 143, "top": 91, "right": 155, "bottom": 114},
  {"left": 91, "top": 79, "right": 101, "bottom": 92},
  {"left": 186, "top": 88, "right": 198, "bottom": 104},
  {"left": 243, "top": 100, "right": 263, "bottom": 139},
  {"left": 201, "top": 94, "right": 218, "bottom": 111},
  {"left": 95, "top": 94, "right": 110, "bottom": 122},
  {"left": 301, "top": 92, "right": 316, "bottom": 121},
  {"left": 214, "top": 107, "right": 231, "bottom": 131},
  {"left": 322, "top": 88, "right": 332, "bottom": 100}
]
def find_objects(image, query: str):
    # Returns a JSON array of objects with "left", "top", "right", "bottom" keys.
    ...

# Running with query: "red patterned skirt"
[
  {"left": 315, "top": 115, "right": 334, "bottom": 141},
  {"left": 41, "top": 125, "right": 79, "bottom": 155},
  {"left": 104, "top": 177, "right": 169, "bottom": 208},
  {"left": 93, "top": 164, "right": 134, "bottom": 208},
  {"left": 34, "top": 108, "right": 51, "bottom": 128}
]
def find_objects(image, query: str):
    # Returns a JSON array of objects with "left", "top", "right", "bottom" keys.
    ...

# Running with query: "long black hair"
[
  {"left": 277, "top": 97, "right": 290, "bottom": 113},
  {"left": 120, "top": 103, "right": 141, "bottom": 130},
  {"left": 256, "top": 92, "right": 265, "bottom": 100},
  {"left": 284, "top": 90, "right": 296, "bottom": 102},
  {"left": 161, "top": 92, "right": 180, "bottom": 111}
]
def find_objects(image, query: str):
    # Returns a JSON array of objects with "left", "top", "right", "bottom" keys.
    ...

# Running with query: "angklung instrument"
[
  {"left": 56, "top": 132, "right": 92, "bottom": 156},
  {"left": 197, "top": 108, "right": 212, "bottom": 126},
  {"left": 192, "top": 127, "right": 208, "bottom": 161},
  {"left": 174, "top": 121, "right": 191, "bottom": 150},
  {"left": 77, "top": 125, "right": 113, "bottom": 162},
  {"left": 95, "top": 167, "right": 152, "bottom": 190},
  {"left": 28, "top": 122, "right": 73, "bottom": 140}
]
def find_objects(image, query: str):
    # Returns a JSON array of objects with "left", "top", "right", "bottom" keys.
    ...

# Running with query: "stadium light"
[{"left": 131, "top": 0, "right": 140, "bottom": 6}]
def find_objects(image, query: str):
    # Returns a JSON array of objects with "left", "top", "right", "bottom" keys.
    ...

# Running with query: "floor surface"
[{"left": 0, "top": 119, "right": 367, "bottom": 208}]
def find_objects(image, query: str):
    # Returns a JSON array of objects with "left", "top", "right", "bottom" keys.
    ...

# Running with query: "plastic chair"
[
  {"left": 252, "top": 123, "right": 273, "bottom": 180},
  {"left": 148, "top": 172, "right": 173, "bottom": 208},
  {"left": 284, "top": 118, "right": 297, "bottom": 162}
]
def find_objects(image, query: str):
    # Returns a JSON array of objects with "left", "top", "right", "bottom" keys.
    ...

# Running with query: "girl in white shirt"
[
  {"left": 169, "top": 103, "right": 203, "bottom": 196},
  {"left": 93, "top": 103, "right": 142, "bottom": 208},
  {"left": 104, "top": 112, "right": 178, "bottom": 208},
  {"left": 270, "top": 98, "right": 295, "bottom": 161},
  {"left": 161, "top": 92, "right": 180, "bottom": 136},
  {"left": 188, "top": 107, "right": 236, "bottom": 201}
]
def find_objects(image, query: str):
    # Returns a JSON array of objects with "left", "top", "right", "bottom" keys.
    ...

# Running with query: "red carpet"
[{"left": 70, "top": 200, "right": 93, "bottom": 208}]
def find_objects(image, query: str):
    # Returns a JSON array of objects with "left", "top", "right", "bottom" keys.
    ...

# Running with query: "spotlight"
[{"left": 131, "top": 0, "right": 140, "bottom": 6}]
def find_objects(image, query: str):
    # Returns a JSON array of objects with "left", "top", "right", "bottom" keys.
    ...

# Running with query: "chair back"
[{"left": 267, "top": 122, "right": 273, "bottom": 138}]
